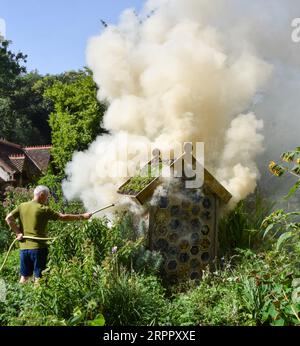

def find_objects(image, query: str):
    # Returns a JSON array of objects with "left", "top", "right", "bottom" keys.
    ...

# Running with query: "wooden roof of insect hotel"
[{"left": 117, "top": 150, "right": 232, "bottom": 206}]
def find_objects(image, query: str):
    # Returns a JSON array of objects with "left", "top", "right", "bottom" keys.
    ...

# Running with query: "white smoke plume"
[
  {"left": 217, "top": 113, "right": 265, "bottom": 208},
  {"left": 63, "top": 0, "right": 300, "bottom": 212}
]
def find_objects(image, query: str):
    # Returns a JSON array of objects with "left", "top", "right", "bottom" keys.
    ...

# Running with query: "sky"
[{"left": 0, "top": 0, "right": 145, "bottom": 74}]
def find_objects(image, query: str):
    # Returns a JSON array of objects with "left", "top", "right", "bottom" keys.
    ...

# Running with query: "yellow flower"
[
  {"left": 269, "top": 161, "right": 276, "bottom": 169},
  {"left": 268, "top": 161, "right": 285, "bottom": 177},
  {"left": 281, "top": 152, "right": 295, "bottom": 163},
  {"left": 282, "top": 156, "right": 292, "bottom": 163}
]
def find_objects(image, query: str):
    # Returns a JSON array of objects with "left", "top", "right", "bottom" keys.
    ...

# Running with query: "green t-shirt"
[{"left": 10, "top": 200, "right": 60, "bottom": 249}]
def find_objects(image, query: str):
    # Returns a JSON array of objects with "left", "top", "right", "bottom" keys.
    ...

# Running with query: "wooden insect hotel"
[{"left": 117, "top": 148, "right": 232, "bottom": 284}]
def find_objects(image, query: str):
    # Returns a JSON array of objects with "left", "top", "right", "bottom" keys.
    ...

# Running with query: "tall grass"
[{"left": 218, "top": 191, "right": 275, "bottom": 256}]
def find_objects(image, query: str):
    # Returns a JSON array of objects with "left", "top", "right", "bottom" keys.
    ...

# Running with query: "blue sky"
[{"left": 1, "top": 0, "right": 145, "bottom": 74}]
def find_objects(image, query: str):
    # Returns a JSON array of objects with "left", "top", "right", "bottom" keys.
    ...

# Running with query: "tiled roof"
[
  {"left": 8, "top": 155, "right": 26, "bottom": 172},
  {"left": 0, "top": 138, "right": 22, "bottom": 150},
  {"left": 0, "top": 139, "right": 52, "bottom": 180},
  {"left": 0, "top": 138, "right": 23, "bottom": 156},
  {"left": 0, "top": 157, "right": 16, "bottom": 174},
  {"left": 24, "top": 146, "right": 51, "bottom": 173}
]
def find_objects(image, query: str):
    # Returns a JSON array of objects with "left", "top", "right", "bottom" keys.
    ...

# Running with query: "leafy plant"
[
  {"left": 261, "top": 209, "right": 300, "bottom": 252},
  {"left": 218, "top": 191, "right": 274, "bottom": 256},
  {"left": 118, "top": 162, "right": 166, "bottom": 195},
  {"left": 119, "top": 175, "right": 155, "bottom": 195},
  {"left": 269, "top": 147, "right": 300, "bottom": 199},
  {"left": 2, "top": 186, "right": 33, "bottom": 212},
  {"left": 46, "top": 68, "right": 107, "bottom": 174},
  {"left": 100, "top": 268, "right": 166, "bottom": 326}
]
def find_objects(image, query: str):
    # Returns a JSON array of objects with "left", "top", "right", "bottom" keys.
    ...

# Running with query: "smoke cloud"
[{"left": 63, "top": 0, "right": 300, "bottom": 212}]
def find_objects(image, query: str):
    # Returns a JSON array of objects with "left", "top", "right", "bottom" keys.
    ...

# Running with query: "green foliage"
[
  {"left": 0, "top": 249, "right": 20, "bottom": 281},
  {"left": 100, "top": 267, "right": 166, "bottom": 326},
  {"left": 0, "top": 210, "right": 166, "bottom": 326},
  {"left": 0, "top": 40, "right": 52, "bottom": 144},
  {"left": 0, "top": 203, "right": 11, "bottom": 252},
  {"left": 269, "top": 147, "right": 300, "bottom": 199},
  {"left": 1, "top": 40, "right": 109, "bottom": 148},
  {"left": 0, "top": 281, "right": 34, "bottom": 325},
  {"left": 235, "top": 250, "right": 300, "bottom": 325},
  {"left": 12, "top": 71, "right": 52, "bottom": 144},
  {"left": 0, "top": 187, "right": 34, "bottom": 252},
  {"left": 119, "top": 163, "right": 165, "bottom": 195},
  {"left": 119, "top": 176, "right": 155, "bottom": 195},
  {"left": 218, "top": 192, "right": 274, "bottom": 256},
  {"left": 1, "top": 178, "right": 300, "bottom": 326},
  {"left": 261, "top": 209, "right": 300, "bottom": 253},
  {"left": 1, "top": 215, "right": 300, "bottom": 326},
  {"left": 129, "top": 244, "right": 163, "bottom": 275},
  {"left": 0, "top": 40, "right": 27, "bottom": 95},
  {"left": 2, "top": 186, "right": 33, "bottom": 213},
  {"left": 0, "top": 40, "right": 34, "bottom": 145},
  {"left": 47, "top": 218, "right": 115, "bottom": 266},
  {"left": 262, "top": 146, "right": 300, "bottom": 256},
  {"left": 46, "top": 69, "right": 107, "bottom": 173},
  {"left": 159, "top": 249, "right": 300, "bottom": 326}
]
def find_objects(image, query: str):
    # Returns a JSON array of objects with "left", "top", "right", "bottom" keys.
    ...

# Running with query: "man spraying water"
[{"left": 5, "top": 185, "right": 92, "bottom": 283}]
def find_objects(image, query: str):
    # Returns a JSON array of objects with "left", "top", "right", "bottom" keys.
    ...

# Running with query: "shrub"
[
  {"left": 2, "top": 186, "right": 33, "bottom": 212},
  {"left": 159, "top": 249, "right": 300, "bottom": 326},
  {"left": 0, "top": 203, "right": 12, "bottom": 252},
  {"left": 101, "top": 268, "right": 167, "bottom": 326}
]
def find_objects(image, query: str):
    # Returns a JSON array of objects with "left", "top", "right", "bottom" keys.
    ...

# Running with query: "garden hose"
[
  {"left": 91, "top": 203, "right": 115, "bottom": 215},
  {"left": 0, "top": 202, "right": 117, "bottom": 273},
  {"left": 0, "top": 236, "right": 56, "bottom": 273}
]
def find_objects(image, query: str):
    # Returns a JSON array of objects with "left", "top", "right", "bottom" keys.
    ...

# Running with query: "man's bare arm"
[
  {"left": 5, "top": 213, "right": 23, "bottom": 240},
  {"left": 58, "top": 213, "right": 92, "bottom": 221}
]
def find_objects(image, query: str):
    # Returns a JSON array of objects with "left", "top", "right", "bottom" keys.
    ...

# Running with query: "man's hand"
[
  {"left": 6, "top": 213, "right": 22, "bottom": 237},
  {"left": 82, "top": 213, "right": 92, "bottom": 220},
  {"left": 16, "top": 233, "right": 23, "bottom": 241}
]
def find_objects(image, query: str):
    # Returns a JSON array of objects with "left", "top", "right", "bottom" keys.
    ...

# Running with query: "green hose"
[{"left": 0, "top": 235, "right": 56, "bottom": 272}]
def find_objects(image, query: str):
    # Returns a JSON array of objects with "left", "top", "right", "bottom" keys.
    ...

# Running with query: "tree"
[
  {"left": 45, "top": 69, "right": 107, "bottom": 174},
  {"left": 0, "top": 41, "right": 52, "bottom": 144},
  {"left": 0, "top": 40, "right": 27, "bottom": 95},
  {"left": 10, "top": 71, "right": 52, "bottom": 144},
  {"left": 0, "top": 40, "right": 34, "bottom": 144},
  {"left": 0, "top": 41, "right": 107, "bottom": 154}
]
